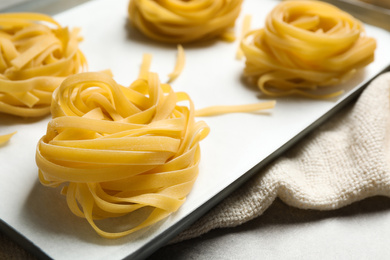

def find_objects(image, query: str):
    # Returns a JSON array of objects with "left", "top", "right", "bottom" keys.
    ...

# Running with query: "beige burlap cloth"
[{"left": 172, "top": 71, "right": 390, "bottom": 243}]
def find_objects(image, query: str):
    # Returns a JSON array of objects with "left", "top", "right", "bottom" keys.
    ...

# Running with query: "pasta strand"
[{"left": 0, "top": 131, "right": 16, "bottom": 145}]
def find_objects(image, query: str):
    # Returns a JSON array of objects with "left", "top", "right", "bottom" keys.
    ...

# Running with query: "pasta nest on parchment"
[
  {"left": 128, "top": 0, "right": 244, "bottom": 43},
  {"left": 0, "top": 13, "right": 86, "bottom": 117},
  {"left": 240, "top": 0, "right": 377, "bottom": 98},
  {"left": 36, "top": 71, "right": 210, "bottom": 238}
]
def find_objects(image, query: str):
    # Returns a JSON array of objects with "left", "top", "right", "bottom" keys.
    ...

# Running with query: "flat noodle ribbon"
[
  {"left": 36, "top": 71, "right": 210, "bottom": 238},
  {"left": 128, "top": 0, "right": 243, "bottom": 43},
  {"left": 240, "top": 0, "right": 377, "bottom": 98},
  {"left": 0, "top": 131, "right": 16, "bottom": 145},
  {"left": 0, "top": 13, "right": 87, "bottom": 117}
]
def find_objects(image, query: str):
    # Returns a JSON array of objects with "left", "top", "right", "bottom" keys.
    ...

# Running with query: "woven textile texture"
[{"left": 172, "top": 71, "right": 390, "bottom": 243}]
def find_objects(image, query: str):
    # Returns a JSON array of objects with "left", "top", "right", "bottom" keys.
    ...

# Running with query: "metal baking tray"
[{"left": 1, "top": 0, "right": 390, "bottom": 259}]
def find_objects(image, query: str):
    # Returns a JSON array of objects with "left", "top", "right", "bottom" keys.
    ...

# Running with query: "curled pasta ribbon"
[
  {"left": 0, "top": 13, "right": 87, "bottom": 117},
  {"left": 128, "top": 0, "right": 243, "bottom": 43},
  {"left": 36, "top": 71, "right": 209, "bottom": 238},
  {"left": 240, "top": 0, "right": 377, "bottom": 98}
]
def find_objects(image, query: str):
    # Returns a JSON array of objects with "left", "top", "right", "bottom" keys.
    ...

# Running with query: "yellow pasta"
[
  {"left": 36, "top": 71, "right": 210, "bottom": 238},
  {"left": 0, "top": 131, "right": 16, "bottom": 145},
  {"left": 167, "top": 44, "right": 185, "bottom": 83},
  {"left": 240, "top": 0, "right": 377, "bottom": 98},
  {"left": 236, "top": 14, "right": 252, "bottom": 60},
  {"left": 35, "top": 44, "right": 276, "bottom": 238},
  {"left": 128, "top": 0, "right": 243, "bottom": 43},
  {"left": 0, "top": 13, "right": 87, "bottom": 117},
  {"left": 138, "top": 45, "right": 185, "bottom": 83},
  {"left": 195, "top": 100, "right": 276, "bottom": 117}
]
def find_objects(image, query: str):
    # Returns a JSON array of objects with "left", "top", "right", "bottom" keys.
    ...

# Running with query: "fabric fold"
[{"left": 173, "top": 71, "right": 390, "bottom": 243}]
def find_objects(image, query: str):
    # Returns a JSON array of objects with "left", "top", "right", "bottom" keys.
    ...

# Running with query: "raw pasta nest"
[
  {"left": 128, "top": 0, "right": 243, "bottom": 43},
  {"left": 36, "top": 71, "right": 209, "bottom": 238},
  {"left": 240, "top": 0, "right": 377, "bottom": 98},
  {"left": 0, "top": 13, "right": 86, "bottom": 117}
]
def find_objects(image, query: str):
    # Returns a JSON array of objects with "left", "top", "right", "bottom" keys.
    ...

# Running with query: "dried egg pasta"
[
  {"left": 0, "top": 131, "right": 16, "bottom": 145},
  {"left": 240, "top": 0, "right": 376, "bottom": 98},
  {"left": 0, "top": 13, "right": 87, "bottom": 117},
  {"left": 128, "top": 0, "right": 243, "bottom": 43},
  {"left": 36, "top": 71, "right": 210, "bottom": 238},
  {"left": 35, "top": 44, "right": 276, "bottom": 238}
]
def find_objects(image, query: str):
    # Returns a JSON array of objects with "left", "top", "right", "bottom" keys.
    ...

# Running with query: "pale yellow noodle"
[
  {"left": 0, "top": 12, "right": 87, "bottom": 117},
  {"left": 0, "top": 131, "right": 16, "bottom": 145},
  {"left": 240, "top": 0, "right": 377, "bottom": 98},
  {"left": 195, "top": 100, "right": 276, "bottom": 117},
  {"left": 36, "top": 45, "right": 276, "bottom": 238},
  {"left": 236, "top": 14, "right": 252, "bottom": 60},
  {"left": 167, "top": 44, "right": 185, "bottom": 83},
  {"left": 36, "top": 71, "right": 210, "bottom": 238},
  {"left": 128, "top": 0, "right": 244, "bottom": 43},
  {"left": 138, "top": 53, "right": 152, "bottom": 80},
  {"left": 139, "top": 45, "right": 185, "bottom": 83}
]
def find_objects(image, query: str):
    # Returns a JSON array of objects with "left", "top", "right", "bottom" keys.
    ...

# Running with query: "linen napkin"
[{"left": 172, "top": 71, "right": 390, "bottom": 243}]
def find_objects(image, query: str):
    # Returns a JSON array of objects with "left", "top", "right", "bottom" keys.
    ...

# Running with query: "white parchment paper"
[{"left": 0, "top": 0, "right": 389, "bottom": 259}]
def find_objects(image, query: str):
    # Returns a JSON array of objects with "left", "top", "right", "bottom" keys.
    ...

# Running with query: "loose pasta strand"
[
  {"left": 167, "top": 44, "right": 185, "bottom": 83},
  {"left": 195, "top": 101, "right": 276, "bottom": 117},
  {"left": 139, "top": 45, "right": 185, "bottom": 84},
  {"left": 0, "top": 131, "right": 16, "bottom": 145}
]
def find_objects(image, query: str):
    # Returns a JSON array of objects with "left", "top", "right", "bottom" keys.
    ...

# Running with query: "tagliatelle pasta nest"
[
  {"left": 36, "top": 71, "right": 210, "bottom": 238},
  {"left": 0, "top": 13, "right": 87, "bottom": 117},
  {"left": 128, "top": 0, "right": 243, "bottom": 43},
  {"left": 240, "top": 0, "right": 377, "bottom": 98}
]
